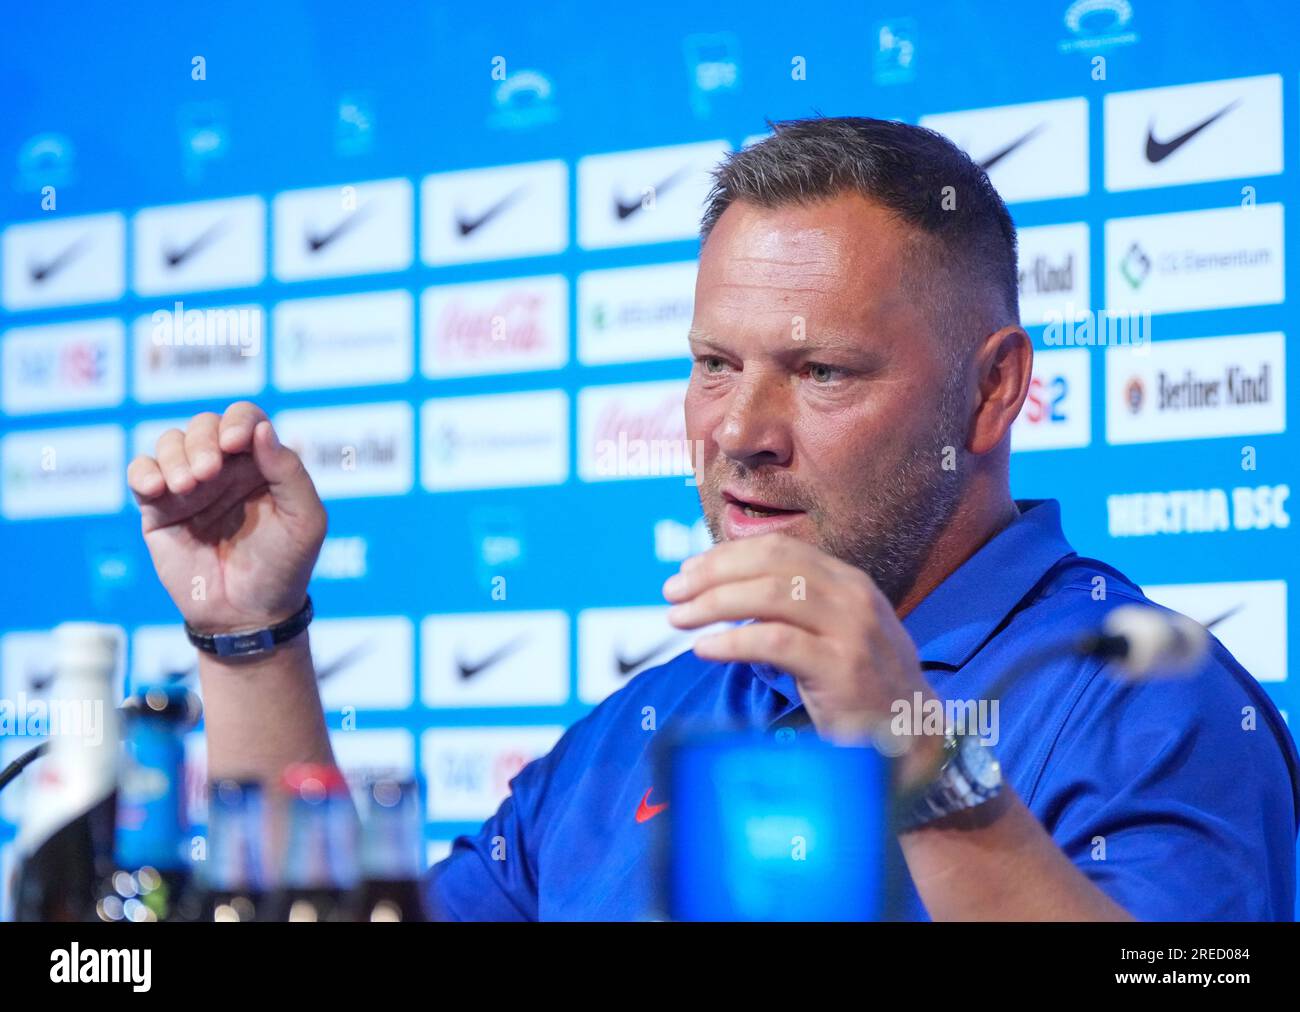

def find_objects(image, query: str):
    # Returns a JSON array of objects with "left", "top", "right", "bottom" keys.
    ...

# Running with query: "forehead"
[{"left": 693, "top": 195, "right": 921, "bottom": 334}]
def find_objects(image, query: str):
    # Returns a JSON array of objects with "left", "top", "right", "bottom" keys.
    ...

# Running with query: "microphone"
[
  {"left": 979, "top": 603, "right": 1221, "bottom": 707},
  {"left": 1080, "top": 603, "right": 1212, "bottom": 680}
]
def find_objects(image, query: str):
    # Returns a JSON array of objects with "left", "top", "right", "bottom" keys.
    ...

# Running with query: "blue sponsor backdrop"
[{"left": 1, "top": 0, "right": 1298, "bottom": 915}]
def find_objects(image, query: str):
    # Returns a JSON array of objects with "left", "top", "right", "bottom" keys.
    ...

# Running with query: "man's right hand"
[{"left": 127, "top": 401, "right": 328, "bottom": 635}]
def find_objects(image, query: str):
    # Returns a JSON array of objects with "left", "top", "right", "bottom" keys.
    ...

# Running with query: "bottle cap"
[
  {"left": 282, "top": 762, "right": 349, "bottom": 799},
  {"left": 52, "top": 622, "right": 120, "bottom": 679}
]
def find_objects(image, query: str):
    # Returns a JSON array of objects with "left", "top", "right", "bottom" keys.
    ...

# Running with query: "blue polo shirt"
[{"left": 425, "top": 499, "right": 1300, "bottom": 920}]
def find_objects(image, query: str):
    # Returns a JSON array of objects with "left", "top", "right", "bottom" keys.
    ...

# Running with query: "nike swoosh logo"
[
  {"left": 316, "top": 639, "right": 374, "bottom": 682},
  {"left": 305, "top": 203, "right": 373, "bottom": 253},
  {"left": 28, "top": 235, "right": 91, "bottom": 283},
  {"left": 614, "top": 165, "right": 691, "bottom": 220},
  {"left": 163, "top": 219, "right": 228, "bottom": 268},
  {"left": 615, "top": 636, "right": 678, "bottom": 676},
  {"left": 456, "top": 634, "right": 528, "bottom": 680},
  {"left": 455, "top": 186, "right": 527, "bottom": 237},
  {"left": 635, "top": 787, "right": 668, "bottom": 823},
  {"left": 977, "top": 124, "right": 1046, "bottom": 172},
  {"left": 1145, "top": 100, "right": 1241, "bottom": 164}
]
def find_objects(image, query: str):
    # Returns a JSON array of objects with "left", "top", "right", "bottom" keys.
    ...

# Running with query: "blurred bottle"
[
  {"left": 356, "top": 778, "right": 428, "bottom": 922},
  {"left": 200, "top": 779, "right": 266, "bottom": 922},
  {"left": 95, "top": 683, "right": 203, "bottom": 922},
  {"left": 269, "top": 763, "right": 359, "bottom": 921},
  {"left": 12, "top": 623, "right": 121, "bottom": 921}
]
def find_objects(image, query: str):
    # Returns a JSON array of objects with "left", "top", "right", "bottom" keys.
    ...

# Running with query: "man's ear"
[{"left": 968, "top": 325, "right": 1033, "bottom": 455}]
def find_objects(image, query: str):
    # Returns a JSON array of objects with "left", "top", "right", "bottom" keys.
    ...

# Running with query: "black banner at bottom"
[{"left": 0, "top": 920, "right": 1289, "bottom": 996}]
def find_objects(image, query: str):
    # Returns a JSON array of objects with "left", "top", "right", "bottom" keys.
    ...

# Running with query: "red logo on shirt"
[{"left": 635, "top": 787, "right": 668, "bottom": 823}]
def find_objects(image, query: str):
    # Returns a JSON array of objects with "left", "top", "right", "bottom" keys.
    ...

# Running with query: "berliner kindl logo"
[{"left": 1125, "top": 376, "right": 1145, "bottom": 414}]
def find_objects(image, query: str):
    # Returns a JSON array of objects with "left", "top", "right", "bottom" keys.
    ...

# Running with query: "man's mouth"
[{"left": 722, "top": 491, "right": 804, "bottom": 520}]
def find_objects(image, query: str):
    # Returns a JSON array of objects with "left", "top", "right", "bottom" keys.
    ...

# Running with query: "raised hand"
[{"left": 127, "top": 401, "right": 327, "bottom": 634}]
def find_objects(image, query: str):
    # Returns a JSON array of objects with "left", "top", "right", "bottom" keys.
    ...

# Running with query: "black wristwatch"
[{"left": 185, "top": 596, "right": 314, "bottom": 658}]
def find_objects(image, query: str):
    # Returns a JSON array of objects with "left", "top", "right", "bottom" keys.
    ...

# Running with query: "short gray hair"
[{"left": 700, "top": 116, "right": 1021, "bottom": 353}]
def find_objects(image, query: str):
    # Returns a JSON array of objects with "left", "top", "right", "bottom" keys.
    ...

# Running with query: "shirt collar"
[
  {"left": 749, "top": 499, "right": 1076, "bottom": 700},
  {"left": 901, "top": 498, "right": 1076, "bottom": 670}
]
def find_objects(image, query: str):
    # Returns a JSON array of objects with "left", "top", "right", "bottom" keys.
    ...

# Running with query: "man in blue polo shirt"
[
  {"left": 129, "top": 116, "right": 1298, "bottom": 921},
  {"left": 428, "top": 496, "right": 1298, "bottom": 920}
]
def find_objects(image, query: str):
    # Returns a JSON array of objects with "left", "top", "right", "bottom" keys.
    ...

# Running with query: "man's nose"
[{"left": 714, "top": 372, "right": 793, "bottom": 468}]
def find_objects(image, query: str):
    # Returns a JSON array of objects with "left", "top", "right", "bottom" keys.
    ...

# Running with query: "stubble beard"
[{"left": 699, "top": 379, "right": 969, "bottom": 607}]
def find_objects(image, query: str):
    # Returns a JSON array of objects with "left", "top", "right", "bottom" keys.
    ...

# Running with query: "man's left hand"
[{"left": 663, "top": 532, "right": 944, "bottom": 785}]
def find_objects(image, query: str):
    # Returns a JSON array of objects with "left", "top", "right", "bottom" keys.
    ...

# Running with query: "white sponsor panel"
[
  {"left": 422, "top": 726, "right": 564, "bottom": 821},
  {"left": 421, "top": 611, "right": 569, "bottom": 707},
  {"left": 1106, "top": 333, "right": 1284, "bottom": 444},
  {"left": 421, "top": 275, "right": 568, "bottom": 378},
  {"left": 920, "top": 97, "right": 1089, "bottom": 203},
  {"left": 421, "top": 390, "right": 568, "bottom": 491},
  {"left": 1, "top": 424, "right": 124, "bottom": 519},
  {"left": 578, "top": 605, "right": 731, "bottom": 705},
  {"left": 274, "top": 401, "right": 414, "bottom": 499},
  {"left": 421, "top": 160, "right": 568, "bottom": 265},
  {"left": 129, "top": 625, "right": 201, "bottom": 702},
  {"left": 1105, "top": 204, "right": 1284, "bottom": 315},
  {"left": 1016, "top": 223, "right": 1090, "bottom": 327},
  {"left": 2, "top": 212, "right": 126, "bottom": 311},
  {"left": 577, "top": 379, "right": 691, "bottom": 481},
  {"left": 578, "top": 140, "right": 729, "bottom": 249},
  {"left": 2, "top": 319, "right": 125, "bottom": 414},
  {"left": 1, "top": 627, "right": 127, "bottom": 709},
  {"left": 1143, "top": 580, "right": 1287, "bottom": 683},
  {"left": 313, "top": 616, "right": 415, "bottom": 711},
  {"left": 1011, "top": 348, "right": 1091, "bottom": 451},
  {"left": 133, "top": 195, "right": 267, "bottom": 295},
  {"left": 272, "top": 178, "right": 413, "bottom": 281},
  {"left": 1104, "top": 74, "right": 1283, "bottom": 192},
  {"left": 2, "top": 631, "right": 49, "bottom": 757},
  {"left": 577, "top": 261, "right": 695, "bottom": 364},
  {"left": 132, "top": 307, "right": 266, "bottom": 403},
  {"left": 273, "top": 290, "right": 413, "bottom": 390},
  {"left": 329, "top": 728, "right": 417, "bottom": 812}
]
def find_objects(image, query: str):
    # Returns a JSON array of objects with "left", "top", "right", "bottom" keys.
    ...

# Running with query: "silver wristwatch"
[{"left": 900, "top": 732, "right": 1003, "bottom": 832}]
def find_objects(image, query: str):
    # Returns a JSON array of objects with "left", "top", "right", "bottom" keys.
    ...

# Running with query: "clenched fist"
[{"left": 127, "top": 401, "right": 327, "bottom": 635}]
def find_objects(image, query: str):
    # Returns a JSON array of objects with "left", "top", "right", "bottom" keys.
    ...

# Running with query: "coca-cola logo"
[
  {"left": 592, "top": 395, "right": 686, "bottom": 445},
  {"left": 435, "top": 291, "right": 553, "bottom": 359}
]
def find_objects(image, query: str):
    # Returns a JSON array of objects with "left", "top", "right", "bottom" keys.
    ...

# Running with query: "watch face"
[{"left": 960, "top": 738, "right": 1002, "bottom": 791}]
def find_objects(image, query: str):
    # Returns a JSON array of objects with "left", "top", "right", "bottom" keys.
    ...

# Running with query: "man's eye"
[
  {"left": 700, "top": 356, "right": 728, "bottom": 374},
  {"left": 806, "top": 363, "right": 845, "bottom": 384}
]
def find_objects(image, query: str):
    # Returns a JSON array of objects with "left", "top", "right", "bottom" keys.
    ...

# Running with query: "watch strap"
[
  {"left": 185, "top": 596, "right": 313, "bottom": 658},
  {"left": 899, "top": 732, "right": 1001, "bottom": 832}
]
